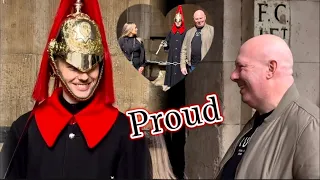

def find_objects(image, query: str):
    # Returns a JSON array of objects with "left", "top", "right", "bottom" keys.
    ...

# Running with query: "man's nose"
[{"left": 230, "top": 70, "right": 239, "bottom": 82}]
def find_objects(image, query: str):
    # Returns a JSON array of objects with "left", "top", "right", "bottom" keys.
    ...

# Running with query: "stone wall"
[{"left": 289, "top": 0, "right": 319, "bottom": 106}]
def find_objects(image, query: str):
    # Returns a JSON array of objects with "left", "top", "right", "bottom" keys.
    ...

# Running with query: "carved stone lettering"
[{"left": 254, "top": 0, "right": 290, "bottom": 44}]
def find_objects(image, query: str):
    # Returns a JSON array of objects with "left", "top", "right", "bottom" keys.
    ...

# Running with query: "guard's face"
[
  {"left": 230, "top": 49, "right": 268, "bottom": 108},
  {"left": 57, "top": 59, "right": 100, "bottom": 99},
  {"left": 175, "top": 21, "right": 182, "bottom": 27}
]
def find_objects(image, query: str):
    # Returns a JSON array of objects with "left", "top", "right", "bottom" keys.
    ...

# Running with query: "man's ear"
[{"left": 267, "top": 60, "right": 277, "bottom": 79}]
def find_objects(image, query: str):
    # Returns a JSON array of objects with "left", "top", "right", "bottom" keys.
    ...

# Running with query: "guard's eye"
[{"left": 67, "top": 65, "right": 78, "bottom": 71}]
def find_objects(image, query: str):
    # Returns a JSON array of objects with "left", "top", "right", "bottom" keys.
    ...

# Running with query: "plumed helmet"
[
  {"left": 174, "top": 12, "right": 182, "bottom": 23},
  {"left": 48, "top": 0, "right": 104, "bottom": 73},
  {"left": 171, "top": 5, "right": 185, "bottom": 34},
  {"left": 32, "top": 0, "right": 115, "bottom": 104}
]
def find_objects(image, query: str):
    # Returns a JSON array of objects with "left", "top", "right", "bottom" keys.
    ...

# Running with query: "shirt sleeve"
[
  {"left": 139, "top": 40, "right": 147, "bottom": 67},
  {"left": 164, "top": 32, "right": 171, "bottom": 52},
  {"left": 180, "top": 32, "right": 188, "bottom": 69},
  {"left": 293, "top": 116, "right": 320, "bottom": 179},
  {"left": 0, "top": 112, "right": 30, "bottom": 179},
  {"left": 118, "top": 38, "right": 124, "bottom": 52},
  {"left": 118, "top": 37, "right": 131, "bottom": 61}
]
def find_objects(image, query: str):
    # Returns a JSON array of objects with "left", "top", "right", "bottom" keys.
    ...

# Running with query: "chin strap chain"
[{"left": 146, "top": 60, "right": 180, "bottom": 66}]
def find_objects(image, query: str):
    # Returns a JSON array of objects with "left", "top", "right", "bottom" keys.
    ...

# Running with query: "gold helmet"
[
  {"left": 174, "top": 12, "right": 182, "bottom": 23},
  {"left": 48, "top": 0, "right": 104, "bottom": 73}
]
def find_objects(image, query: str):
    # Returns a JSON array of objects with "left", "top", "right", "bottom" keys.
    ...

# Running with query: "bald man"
[
  {"left": 215, "top": 34, "right": 319, "bottom": 179},
  {"left": 180, "top": 10, "right": 214, "bottom": 75}
]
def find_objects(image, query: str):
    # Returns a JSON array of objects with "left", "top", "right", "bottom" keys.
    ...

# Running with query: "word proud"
[{"left": 125, "top": 93, "right": 224, "bottom": 139}]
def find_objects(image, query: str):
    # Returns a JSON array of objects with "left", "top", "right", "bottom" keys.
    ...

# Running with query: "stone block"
[
  {"left": 0, "top": 54, "right": 41, "bottom": 126},
  {"left": 253, "top": 0, "right": 291, "bottom": 44},
  {"left": 0, "top": 0, "right": 59, "bottom": 55},
  {"left": 293, "top": 62, "right": 320, "bottom": 106},
  {"left": 151, "top": 7, "right": 166, "bottom": 37},
  {"left": 219, "top": 124, "right": 241, "bottom": 158},
  {"left": 241, "top": 0, "right": 255, "bottom": 42},
  {"left": 111, "top": 55, "right": 151, "bottom": 113},
  {"left": 290, "top": 0, "right": 320, "bottom": 63},
  {"left": 128, "top": 0, "right": 150, "bottom": 7},
  {"left": 185, "top": 125, "right": 220, "bottom": 179},
  {"left": 185, "top": 61, "right": 223, "bottom": 106},
  {"left": 148, "top": 84, "right": 168, "bottom": 112},
  {"left": 222, "top": 62, "right": 242, "bottom": 125},
  {"left": 150, "top": 0, "right": 167, "bottom": 13},
  {"left": 223, "top": 0, "right": 242, "bottom": 62},
  {"left": 99, "top": 0, "right": 130, "bottom": 54}
]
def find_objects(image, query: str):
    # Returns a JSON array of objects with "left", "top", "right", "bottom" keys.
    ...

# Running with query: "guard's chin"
[{"left": 66, "top": 82, "right": 97, "bottom": 101}]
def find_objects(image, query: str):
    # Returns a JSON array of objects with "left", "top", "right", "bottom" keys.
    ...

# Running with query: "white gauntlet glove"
[{"left": 161, "top": 40, "right": 168, "bottom": 47}]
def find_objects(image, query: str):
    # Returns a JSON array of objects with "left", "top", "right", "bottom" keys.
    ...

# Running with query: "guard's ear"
[{"left": 266, "top": 60, "right": 277, "bottom": 79}]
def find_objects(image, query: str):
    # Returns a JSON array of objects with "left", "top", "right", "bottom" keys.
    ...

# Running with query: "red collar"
[
  {"left": 34, "top": 88, "right": 119, "bottom": 149},
  {"left": 171, "top": 24, "right": 185, "bottom": 34}
]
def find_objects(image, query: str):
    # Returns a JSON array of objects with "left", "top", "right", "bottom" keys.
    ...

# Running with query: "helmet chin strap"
[{"left": 50, "top": 60, "right": 104, "bottom": 102}]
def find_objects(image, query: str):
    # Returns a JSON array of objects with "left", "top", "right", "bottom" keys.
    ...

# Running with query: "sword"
[
  {"left": 155, "top": 45, "right": 162, "bottom": 55},
  {"left": 155, "top": 40, "right": 167, "bottom": 55}
]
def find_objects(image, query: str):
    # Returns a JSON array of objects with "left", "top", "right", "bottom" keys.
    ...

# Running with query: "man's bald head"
[
  {"left": 240, "top": 34, "right": 293, "bottom": 75},
  {"left": 230, "top": 34, "right": 295, "bottom": 114},
  {"left": 193, "top": 10, "right": 206, "bottom": 28},
  {"left": 194, "top": 10, "right": 205, "bottom": 18}
]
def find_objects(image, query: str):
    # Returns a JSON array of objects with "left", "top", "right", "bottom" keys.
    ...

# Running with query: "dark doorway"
[
  {"left": 163, "top": 1, "right": 187, "bottom": 179},
  {"left": 163, "top": 0, "right": 186, "bottom": 15},
  {"left": 164, "top": 78, "right": 186, "bottom": 179}
]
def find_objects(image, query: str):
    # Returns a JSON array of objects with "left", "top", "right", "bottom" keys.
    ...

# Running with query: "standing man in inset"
[
  {"left": 215, "top": 34, "right": 319, "bottom": 179},
  {"left": 180, "top": 10, "right": 214, "bottom": 75}
]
